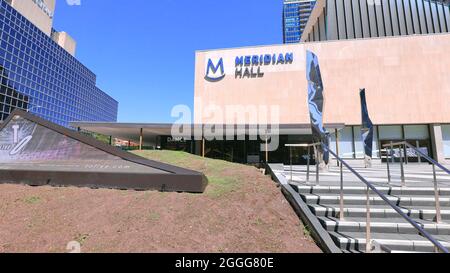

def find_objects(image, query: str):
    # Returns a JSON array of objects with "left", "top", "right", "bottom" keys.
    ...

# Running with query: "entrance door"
[
  {"left": 404, "top": 125, "right": 432, "bottom": 163},
  {"left": 379, "top": 126, "right": 403, "bottom": 163},
  {"left": 404, "top": 139, "right": 431, "bottom": 163},
  {"left": 380, "top": 140, "right": 402, "bottom": 163},
  {"left": 380, "top": 140, "right": 431, "bottom": 163},
  {"left": 285, "top": 145, "right": 317, "bottom": 165}
]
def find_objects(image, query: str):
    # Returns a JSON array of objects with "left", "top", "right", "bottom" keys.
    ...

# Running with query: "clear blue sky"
[{"left": 53, "top": 0, "right": 283, "bottom": 123}]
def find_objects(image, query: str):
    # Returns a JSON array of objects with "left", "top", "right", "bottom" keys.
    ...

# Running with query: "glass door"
[
  {"left": 404, "top": 139, "right": 431, "bottom": 163},
  {"left": 404, "top": 125, "right": 431, "bottom": 163}
]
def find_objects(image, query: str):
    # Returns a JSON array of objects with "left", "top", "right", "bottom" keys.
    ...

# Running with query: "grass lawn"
[
  {"left": 0, "top": 150, "right": 320, "bottom": 253},
  {"left": 136, "top": 150, "right": 244, "bottom": 198}
]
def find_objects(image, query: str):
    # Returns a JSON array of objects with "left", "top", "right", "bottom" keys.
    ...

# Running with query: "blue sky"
[{"left": 53, "top": 0, "right": 283, "bottom": 123}]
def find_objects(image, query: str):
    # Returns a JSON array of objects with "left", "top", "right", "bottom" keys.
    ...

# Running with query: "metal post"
[
  {"left": 433, "top": 164, "right": 442, "bottom": 224},
  {"left": 315, "top": 145, "right": 319, "bottom": 184},
  {"left": 399, "top": 144, "right": 406, "bottom": 187},
  {"left": 340, "top": 162, "right": 345, "bottom": 221},
  {"left": 202, "top": 137, "right": 205, "bottom": 158},
  {"left": 386, "top": 147, "right": 391, "bottom": 183},
  {"left": 390, "top": 142, "right": 394, "bottom": 164},
  {"left": 404, "top": 143, "right": 409, "bottom": 165},
  {"left": 335, "top": 129, "right": 340, "bottom": 167},
  {"left": 306, "top": 146, "right": 311, "bottom": 182},
  {"left": 366, "top": 186, "right": 372, "bottom": 253},
  {"left": 416, "top": 140, "right": 422, "bottom": 164},
  {"left": 139, "top": 128, "right": 143, "bottom": 151},
  {"left": 290, "top": 146, "right": 293, "bottom": 182},
  {"left": 265, "top": 136, "right": 269, "bottom": 163}
]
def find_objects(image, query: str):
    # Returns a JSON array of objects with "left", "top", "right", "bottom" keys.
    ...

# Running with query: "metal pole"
[
  {"left": 265, "top": 136, "right": 269, "bottom": 164},
  {"left": 290, "top": 146, "right": 293, "bottom": 182},
  {"left": 399, "top": 144, "right": 406, "bottom": 187},
  {"left": 340, "top": 162, "right": 345, "bottom": 221},
  {"left": 202, "top": 137, "right": 205, "bottom": 158},
  {"left": 307, "top": 146, "right": 311, "bottom": 182},
  {"left": 416, "top": 140, "right": 422, "bottom": 164},
  {"left": 139, "top": 128, "right": 143, "bottom": 151},
  {"left": 315, "top": 145, "right": 319, "bottom": 184},
  {"left": 366, "top": 186, "right": 372, "bottom": 253},
  {"left": 336, "top": 129, "right": 340, "bottom": 167},
  {"left": 390, "top": 142, "right": 394, "bottom": 164},
  {"left": 405, "top": 143, "right": 409, "bottom": 165},
  {"left": 386, "top": 147, "right": 391, "bottom": 183},
  {"left": 433, "top": 164, "right": 442, "bottom": 224}
]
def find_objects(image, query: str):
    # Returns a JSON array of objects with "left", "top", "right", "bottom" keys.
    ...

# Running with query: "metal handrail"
[
  {"left": 323, "top": 145, "right": 449, "bottom": 253},
  {"left": 286, "top": 143, "right": 321, "bottom": 183},
  {"left": 382, "top": 141, "right": 450, "bottom": 224},
  {"left": 286, "top": 142, "right": 449, "bottom": 253},
  {"left": 382, "top": 141, "right": 450, "bottom": 175}
]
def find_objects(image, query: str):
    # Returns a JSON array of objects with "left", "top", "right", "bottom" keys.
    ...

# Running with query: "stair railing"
[
  {"left": 383, "top": 141, "right": 450, "bottom": 224},
  {"left": 285, "top": 143, "right": 449, "bottom": 253},
  {"left": 286, "top": 143, "right": 322, "bottom": 183}
]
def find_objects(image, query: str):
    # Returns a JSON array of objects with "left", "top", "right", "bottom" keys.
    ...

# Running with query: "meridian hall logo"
[{"left": 205, "top": 58, "right": 225, "bottom": 82}]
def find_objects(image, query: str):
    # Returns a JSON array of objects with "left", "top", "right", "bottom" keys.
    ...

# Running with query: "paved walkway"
[{"left": 283, "top": 163, "right": 450, "bottom": 188}]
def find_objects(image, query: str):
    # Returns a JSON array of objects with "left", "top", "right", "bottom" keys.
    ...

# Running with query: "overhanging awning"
[{"left": 70, "top": 122, "right": 346, "bottom": 145}]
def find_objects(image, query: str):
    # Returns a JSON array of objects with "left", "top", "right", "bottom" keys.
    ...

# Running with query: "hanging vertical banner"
[
  {"left": 306, "top": 50, "right": 329, "bottom": 164},
  {"left": 360, "top": 88, "right": 374, "bottom": 167}
]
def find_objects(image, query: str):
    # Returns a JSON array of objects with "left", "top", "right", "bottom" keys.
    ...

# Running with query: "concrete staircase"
[{"left": 278, "top": 163, "right": 450, "bottom": 253}]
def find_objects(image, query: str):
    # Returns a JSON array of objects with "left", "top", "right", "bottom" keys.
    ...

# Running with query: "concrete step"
[
  {"left": 291, "top": 184, "right": 450, "bottom": 196},
  {"left": 309, "top": 204, "right": 450, "bottom": 221},
  {"left": 318, "top": 216, "right": 450, "bottom": 235},
  {"left": 302, "top": 193, "right": 450, "bottom": 207},
  {"left": 275, "top": 164, "right": 450, "bottom": 253},
  {"left": 285, "top": 165, "right": 450, "bottom": 175},
  {"left": 328, "top": 231, "right": 450, "bottom": 252}
]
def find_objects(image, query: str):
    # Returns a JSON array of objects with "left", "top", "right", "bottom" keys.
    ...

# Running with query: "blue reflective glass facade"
[
  {"left": 283, "top": 0, "right": 316, "bottom": 43},
  {"left": 0, "top": 0, "right": 118, "bottom": 127}
]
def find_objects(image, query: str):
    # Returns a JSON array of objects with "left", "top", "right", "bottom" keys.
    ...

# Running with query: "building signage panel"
[
  {"left": 205, "top": 52, "right": 294, "bottom": 82},
  {"left": 205, "top": 58, "right": 225, "bottom": 82}
]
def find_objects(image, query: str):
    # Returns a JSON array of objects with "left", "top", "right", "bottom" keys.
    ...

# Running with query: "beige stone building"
[
  {"left": 193, "top": 0, "right": 450, "bottom": 164},
  {"left": 6, "top": 0, "right": 76, "bottom": 55},
  {"left": 74, "top": 0, "right": 450, "bottom": 165}
]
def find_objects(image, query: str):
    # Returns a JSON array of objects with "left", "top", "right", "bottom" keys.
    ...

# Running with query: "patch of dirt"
[{"left": 0, "top": 151, "right": 321, "bottom": 253}]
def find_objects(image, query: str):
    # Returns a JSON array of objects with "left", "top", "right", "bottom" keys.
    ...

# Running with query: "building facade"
[
  {"left": 192, "top": 0, "right": 450, "bottom": 164},
  {"left": 194, "top": 33, "right": 450, "bottom": 164},
  {"left": 302, "top": 0, "right": 449, "bottom": 42},
  {"left": 283, "top": 0, "right": 317, "bottom": 43},
  {"left": 0, "top": 0, "right": 118, "bottom": 127},
  {"left": 72, "top": 0, "right": 450, "bottom": 165},
  {"left": 5, "top": 0, "right": 55, "bottom": 36}
]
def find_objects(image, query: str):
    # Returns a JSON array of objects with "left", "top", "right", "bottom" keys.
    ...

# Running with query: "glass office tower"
[
  {"left": 0, "top": 0, "right": 118, "bottom": 127},
  {"left": 283, "top": 0, "right": 316, "bottom": 43}
]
